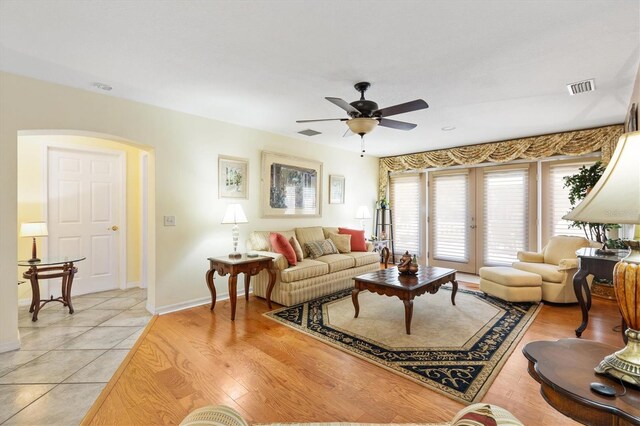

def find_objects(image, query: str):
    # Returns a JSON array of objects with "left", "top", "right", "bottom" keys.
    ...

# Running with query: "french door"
[{"left": 428, "top": 164, "right": 536, "bottom": 274}]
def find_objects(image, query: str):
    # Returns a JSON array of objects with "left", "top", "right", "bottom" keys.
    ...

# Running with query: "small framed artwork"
[
  {"left": 218, "top": 155, "right": 249, "bottom": 199},
  {"left": 329, "top": 175, "right": 345, "bottom": 204}
]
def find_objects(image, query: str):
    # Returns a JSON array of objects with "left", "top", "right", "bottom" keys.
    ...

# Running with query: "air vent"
[
  {"left": 567, "top": 79, "right": 595, "bottom": 96},
  {"left": 298, "top": 129, "right": 321, "bottom": 137}
]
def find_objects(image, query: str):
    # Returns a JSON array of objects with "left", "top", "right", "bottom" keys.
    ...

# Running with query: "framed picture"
[
  {"left": 329, "top": 175, "right": 345, "bottom": 204},
  {"left": 625, "top": 102, "right": 638, "bottom": 132},
  {"left": 218, "top": 155, "right": 248, "bottom": 199},
  {"left": 261, "top": 151, "right": 322, "bottom": 217}
]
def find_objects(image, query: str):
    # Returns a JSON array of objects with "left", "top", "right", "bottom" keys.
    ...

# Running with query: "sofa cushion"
[
  {"left": 452, "top": 404, "right": 497, "bottom": 426},
  {"left": 329, "top": 232, "right": 351, "bottom": 253},
  {"left": 479, "top": 266, "right": 542, "bottom": 287},
  {"left": 295, "top": 226, "right": 325, "bottom": 255},
  {"left": 280, "top": 259, "right": 329, "bottom": 283},
  {"left": 512, "top": 261, "right": 564, "bottom": 283},
  {"left": 270, "top": 233, "right": 296, "bottom": 266},
  {"left": 544, "top": 235, "right": 589, "bottom": 265},
  {"left": 344, "top": 251, "right": 380, "bottom": 267},
  {"left": 305, "top": 239, "right": 339, "bottom": 259},
  {"left": 338, "top": 227, "right": 367, "bottom": 251},
  {"left": 289, "top": 236, "right": 304, "bottom": 261},
  {"left": 249, "top": 230, "right": 296, "bottom": 251},
  {"left": 322, "top": 227, "right": 339, "bottom": 238},
  {"left": 314, "top": 253, "right": 355, "bottom": 273}
]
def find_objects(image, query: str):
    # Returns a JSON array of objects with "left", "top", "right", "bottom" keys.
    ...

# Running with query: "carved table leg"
[
  {"left": 64, "top": 264, "right": 76, "bottom": 314},
  {"left": 352, "top": 288, "right": 361, "bottom": 318},
  {"left": 403, "top": 299, "right": 414, "bottom": 335},
  {"left": 381, "top": 247, "right": 390, "bottom": 269},
  {"left": 244, "top": 273, "right": 251, "bottom": 301},
  {"left": 573, "top": 267, "right": 590, "bottom": 337},
  {"left": 450, "top": 278, "right": 458, "bottom": 306},
  {"left": 265, "top": 266, "right": 276, "bottom": 309},
  {"left": 29, "top": 269, "right": 40, "bottom": 322},
  {"left": 229, "top": 274, "right": 238, "bottom": 320},
  {"left": 205, "top": 268, "right": 216, "bottom": 311}
]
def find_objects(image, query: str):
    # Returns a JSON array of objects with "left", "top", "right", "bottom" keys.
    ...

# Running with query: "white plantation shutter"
[
  {"left": 546, "top": 162, "right": 595, "bottom": 240},
  {"left": 390, "top": 174, "right": 421, "bottom": 255},
  {"left": 432, "top": 172, "right": 469, "bottom": 262},
  {"left": 482, "top": 168, "right": 529, "bottom": 266}
]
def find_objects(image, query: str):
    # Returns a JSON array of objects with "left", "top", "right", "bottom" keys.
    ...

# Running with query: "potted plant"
[{"left": 563, "top": 162, "right": 619, "bottom": 243}]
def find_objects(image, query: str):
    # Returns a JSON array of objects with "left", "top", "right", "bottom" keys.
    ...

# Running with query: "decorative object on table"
[
  {"left": 221, "top": 204, "right": 248, "bottom": 259},
  {"left": 397, "top": 251, "right": 418, "bottom": 275},
  {"left": 261, "top": 151, "right": 322, "bottom": 218},
  {"left": 218, "top": 155, "right": 248, "bottom": 199},
  {"left": 265, "top": 285, "right": 540, "bottom": 404},
  {"left": 378, "top": 197, "right": 389, "bottom": 209},
  {"left": 328, "top": 175, "right": 345, "bottom": 204},
  {"left": 20, "top": 222, "right": 48, "bottom": 263},
  {"left": 354, "top": 205, "right": 371, "bottom": 230},
  {"left": 563, "top": 130, "right": 640, "bottom": 386}
]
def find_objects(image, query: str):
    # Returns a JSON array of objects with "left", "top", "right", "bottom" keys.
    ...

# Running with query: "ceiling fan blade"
[
  {"left": 378, "top": 118, "right": 417, "bottom": 131},
  {"left": 325, "top": 97, "right": 360, "bottom": 115},
  {"left": 375, "top": 99, "right": 428, "bottom": 118},
  {"left": 296, "top": 118, "right": 347, "bottom": 123}
]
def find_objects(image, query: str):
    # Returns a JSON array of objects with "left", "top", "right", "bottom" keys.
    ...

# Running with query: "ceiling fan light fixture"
[{"left": 347, "top": 117, "right": 378, "bottom": 135}]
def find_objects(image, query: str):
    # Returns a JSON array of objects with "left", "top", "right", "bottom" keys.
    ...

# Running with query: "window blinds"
[
  {"left": 432, "top": 173, "right": 469, "bottom": 262},
  {"left": 546, "top": 162, "right": 594, "bottom": 240},
  {"left": 482, "top": 168, "right": 529, "bottom": 266},
  {"left": 390, "top": 174, "right": 421, "bottom": 255}
]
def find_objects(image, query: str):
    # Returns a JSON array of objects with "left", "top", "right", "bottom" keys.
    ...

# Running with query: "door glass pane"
[{"left": 432, "top": 173, "right": 469, "bottom": 262}]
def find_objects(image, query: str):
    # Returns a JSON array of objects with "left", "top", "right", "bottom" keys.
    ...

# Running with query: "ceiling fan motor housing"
[{"left": 350, "top": 99, "right": 379, "bottom": 117}]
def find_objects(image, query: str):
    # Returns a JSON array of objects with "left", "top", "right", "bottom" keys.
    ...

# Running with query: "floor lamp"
[{"left": 563, "top": 130, "right": 640, "bottom": 386}]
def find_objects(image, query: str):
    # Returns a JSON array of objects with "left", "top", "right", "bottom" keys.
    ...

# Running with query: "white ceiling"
[{"left": 1, "top": 0, "right": 639, "bottom": 157}]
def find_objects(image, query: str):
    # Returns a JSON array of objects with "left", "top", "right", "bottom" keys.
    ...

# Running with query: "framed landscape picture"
[
  {"left": 261, "top": 151, "right": 322, "bottom": 217},
  {"left": 329, "top": 175, "right": 345, "bottom": 204},
  {"left": 218, "top": 155, "right": 248, "bottom": 199}
]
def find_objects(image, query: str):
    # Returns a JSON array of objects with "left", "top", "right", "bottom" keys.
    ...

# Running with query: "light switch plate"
[{"left": 164, "top": 215, "right": 176, "bottom": 226}]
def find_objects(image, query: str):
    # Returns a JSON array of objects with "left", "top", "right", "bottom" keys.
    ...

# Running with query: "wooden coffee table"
[
  {"left": 352, "top": 266, "right": 457, "bottom": 334},
  {"left": 523, "top": 339, "right": 640, "bottom": 425}
]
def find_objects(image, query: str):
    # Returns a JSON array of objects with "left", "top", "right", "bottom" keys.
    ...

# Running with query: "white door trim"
[
  {"left": 43, "top": 142, "right": 127, "bottom": 291},
  {"left": 139, "top": 152, "right": 149, "bottom": 289}
]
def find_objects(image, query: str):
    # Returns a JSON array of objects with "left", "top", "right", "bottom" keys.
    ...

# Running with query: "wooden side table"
[
  {"left": 523, "top": 339, "right": 640, "bottom": 425},
  {"left": 18, "top": 256, "right": 86, "bottom": 322},
  {"left": 205, "top": 255, "right": 276, "bottom": 320}
]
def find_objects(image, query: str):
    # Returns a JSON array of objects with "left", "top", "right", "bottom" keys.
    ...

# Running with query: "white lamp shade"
[
  {"left": 355, "top": 205, "right": 372, "bottom": 220},
  {"left": 347, "top": 118, "right": 378, "bottom": 135},
  {"left": 221, "top": 204, "right": 248, "bottom": 224},
  {"left": 563, "top": 131, "right": 640, "bottom": 224},
  {"left": 20, "top": 222, "right": 48, "bottom": 237}
]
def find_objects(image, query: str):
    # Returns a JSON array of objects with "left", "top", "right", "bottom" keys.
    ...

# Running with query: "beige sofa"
[
  {"left": 181, "top": 404, "right": 524, "bottom": 426},
  {"left": 247, "top": 226, "right": 379, "bottom": 306},
  {"left": 512, "top": 235, "right": 600, "bottom": 303}
]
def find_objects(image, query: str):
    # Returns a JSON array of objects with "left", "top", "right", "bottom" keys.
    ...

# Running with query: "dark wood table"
[
  {"left": 352, "top": 266, "right": 457, "bottom": 334},
  {"left": 523, "top": 339, "right": 640, "bottom": 426},
  {"left": 206, "top": 255, "right": 275, "bottom": 320},
  {"left": 18, "top": 256, "right": 86, "bottom": 322},
  {"left": 573, "top": 248, "right": 629, "bottom": 337}
]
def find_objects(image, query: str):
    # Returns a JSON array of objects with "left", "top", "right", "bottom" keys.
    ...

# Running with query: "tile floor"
[{"left": 0, "top": 287, "right": 151, "bottom": 425}]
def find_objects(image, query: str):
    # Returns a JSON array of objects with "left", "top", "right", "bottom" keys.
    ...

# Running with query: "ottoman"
[{"left": 479, "top": 266, "right": 542, "bottom": 302}]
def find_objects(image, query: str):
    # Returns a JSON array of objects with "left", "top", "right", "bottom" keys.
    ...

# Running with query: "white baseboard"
[
  {"left": 152, "top": 291, "right": 249, "bottom": 315},
  {"left": 126, "top": 281, "right": 141, "bottom": 289},
  {"left": 0, "top": 339, "right": 21, "bottom": 354},
  {"left": 18, "top": 297, "right": 31, "bottom": 307}
]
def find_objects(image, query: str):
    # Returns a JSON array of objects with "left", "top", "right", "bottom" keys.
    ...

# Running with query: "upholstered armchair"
[{"left": 512, "top": 235, "right": 599, "bottom": 303}]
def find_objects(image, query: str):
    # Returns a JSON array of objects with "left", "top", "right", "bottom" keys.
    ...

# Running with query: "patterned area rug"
[{"left": 264, "top": 285, "right": 541, "bottom": 404}]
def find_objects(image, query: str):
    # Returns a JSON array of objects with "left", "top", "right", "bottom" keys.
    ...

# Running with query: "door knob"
[{"left": 109, "top": 226, "right": 119, "bottom": 231}]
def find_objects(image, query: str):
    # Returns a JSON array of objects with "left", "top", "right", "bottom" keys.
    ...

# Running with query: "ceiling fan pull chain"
[{"left": 360, "top": 135, "right": 365, "bottom": 157}]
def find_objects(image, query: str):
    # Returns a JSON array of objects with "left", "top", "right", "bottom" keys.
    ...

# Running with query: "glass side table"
[{"left": 18, "top": 256, "right": 86, "bottom": 322}]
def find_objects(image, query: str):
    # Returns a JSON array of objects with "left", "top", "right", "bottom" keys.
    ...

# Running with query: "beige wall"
[
  {"left": 17, "top": 134, "right": 144, "bottom": 302},
  {"left": 0, "top": 72, "right": 379, "bottom": 351}
]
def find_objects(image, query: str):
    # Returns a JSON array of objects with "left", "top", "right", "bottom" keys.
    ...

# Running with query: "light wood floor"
[{"left": 82, "top": 281, "right": 623, "bottom": 425}]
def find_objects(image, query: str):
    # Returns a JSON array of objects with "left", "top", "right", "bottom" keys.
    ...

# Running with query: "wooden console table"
[
  {"left": 523, "top": 339, "right": 640, "bottom": 425},
  {"left": 18, "top": 256, "right": 86, "bottom": 322},
  {"left": 205, "top": 255, "right": 275, "bottom": 320},
  {"left": 573, "top": 248, "right": 629, "bottom": 337}
]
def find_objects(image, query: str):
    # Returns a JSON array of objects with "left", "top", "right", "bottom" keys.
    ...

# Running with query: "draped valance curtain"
[{"left": 378, "top": 124, "right": 624, "bottom": 198}]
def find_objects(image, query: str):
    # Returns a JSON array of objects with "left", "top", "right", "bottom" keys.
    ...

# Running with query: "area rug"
[{"left": 264, "top": 285, "right": 541, "bottom": 404}]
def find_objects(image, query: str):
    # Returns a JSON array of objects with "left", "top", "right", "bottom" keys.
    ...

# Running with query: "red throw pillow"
[
  {"left": 270, "top": 233, "right": 297, "bottom": 266},
  {"left": 338, "top": 227, "right": 366, "bottom": 251}
]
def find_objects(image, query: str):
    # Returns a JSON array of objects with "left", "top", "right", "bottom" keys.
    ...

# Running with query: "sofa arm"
[
  {"left": 249, "top": 250, "right": 288, "bottom": 271},
  {"left": 558, "top": 258, "right": 579, "bottom": 271},
  {"left": 451, "top": 403, "right": 524, "bottom": 426},
  {"left": 366, "top": 241, "right": 374, "bottom": 252},
  {"left": 180, "top": 405, "right": 249, "bottom": 426},
  {"left": 517, "top": 251, "right": 544, "bottom": 263}
]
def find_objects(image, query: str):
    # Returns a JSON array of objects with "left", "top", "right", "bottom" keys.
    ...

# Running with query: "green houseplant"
[{"left": 563, "top": 162, "right": 618, "bottom": 243}]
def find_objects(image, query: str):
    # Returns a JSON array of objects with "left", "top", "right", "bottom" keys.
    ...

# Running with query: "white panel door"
[{"left": 48, "top": 148, "right": 122, "bottom": 295}]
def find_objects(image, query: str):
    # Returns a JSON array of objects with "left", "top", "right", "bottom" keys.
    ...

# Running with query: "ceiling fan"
[{"left": 296, "top": 82, "right": 429, "bottom": 155}]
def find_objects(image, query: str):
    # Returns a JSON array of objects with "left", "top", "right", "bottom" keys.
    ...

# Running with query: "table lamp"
[
  {"left": 355, "top": 205, "right": 372, "bottom": 230},
  {"left": 20, "top": 222, "right": 48, "bottom": 263},
  {"left": 563, "top": 130, "right": 640, "bottom": 386},
  {"left": 222, "top": 204, "right": 248, "bottom": 259}
]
